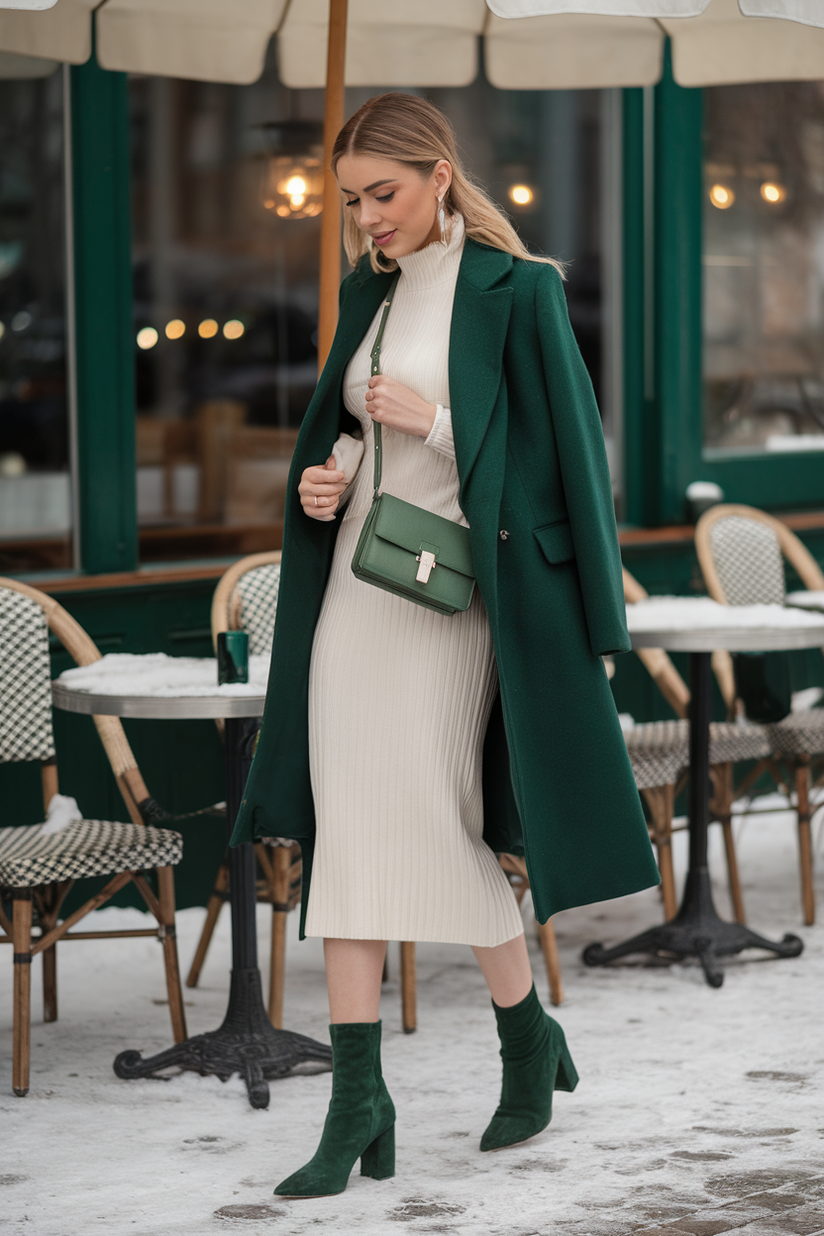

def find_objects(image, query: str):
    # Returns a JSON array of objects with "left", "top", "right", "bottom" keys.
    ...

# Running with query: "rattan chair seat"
[
  {"left": 626, "top": 719, "right": 771, "bottom": 791},
  {"left": 767, "top": 709, "right": 824, "bottom": 757},
  {"left": 0, "top": 819, "right": 183, "bottom": 889}
]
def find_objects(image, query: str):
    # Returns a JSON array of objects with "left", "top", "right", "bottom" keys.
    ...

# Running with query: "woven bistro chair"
[
  {"left": 0, "top": 578, "right": 187, "bottom": 1097},
  {"left": 622, "top": 568, "right": 772, "bottom": 922},
  {"left": 695, "top": 504, "right": 824, "bottom": 925}
]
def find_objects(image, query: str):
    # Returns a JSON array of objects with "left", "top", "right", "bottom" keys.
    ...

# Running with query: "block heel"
[
  {"left": 554, "top": 1037, "right": 579, "bottom": 1093},
  {"left": 361, "top": 1123, "right": 395, "bottom": 1180}
]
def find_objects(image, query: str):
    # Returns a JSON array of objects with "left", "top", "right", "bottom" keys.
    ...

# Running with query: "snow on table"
[
  {"left": 626, "top": 595, "right": 824, "bottom": 631},
  {"left": 787, "top": 589, "right": 824, "bottom": 612},
  {"left": 55, "top": 652, "right": 270, "bottom": 698}
]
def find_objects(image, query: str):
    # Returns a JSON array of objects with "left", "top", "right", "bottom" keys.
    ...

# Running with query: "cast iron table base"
[
  {"left": 114, "top": 717, "right": 332, "bottom": 1107},
  {"left": 583, "top": 651, "right": 804, "bottom": 988}
]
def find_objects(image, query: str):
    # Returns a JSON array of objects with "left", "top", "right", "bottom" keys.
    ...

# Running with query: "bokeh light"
[
  {"left": 760, "top": 181, "right": 787, "bottom": 204},
  {"left": 508, "top": 184, "right": 534, "bottom": 206},
  {"left": 709, "top": 184, "right": 735, "bottom": 209},
  {"left": 137, "top": 326, "right": 158, "bottom": 349},
  {"left": 165, "top": 318, "right": 186, "bottom": 339},
  {"left": 223, "top": 319, "right": 245, "bottom": 340},
  {"left": 198, "top": 319, "right": 219, "bottom": 339}
]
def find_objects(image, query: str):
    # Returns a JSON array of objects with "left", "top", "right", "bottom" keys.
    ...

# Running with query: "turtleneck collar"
[{"left": 394, "top": 213, "right": 465, "bottom": 291}]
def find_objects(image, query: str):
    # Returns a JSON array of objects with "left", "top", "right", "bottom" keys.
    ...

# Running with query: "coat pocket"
[{"left": 533, "top": 518, "right": 575, "bottom": 565}]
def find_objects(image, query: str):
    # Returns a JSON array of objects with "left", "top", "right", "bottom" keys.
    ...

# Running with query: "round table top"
[
  {"left": 627, "top": 597, "right": 824, "bottom": 653},
  {"left": 51, "top": 653, "right": 268, "bottom": 720}
]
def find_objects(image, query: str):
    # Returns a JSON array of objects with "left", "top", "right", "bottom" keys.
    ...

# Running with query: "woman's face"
[{"left": 335, "top": 153, "right": 452, "bottom": 259}]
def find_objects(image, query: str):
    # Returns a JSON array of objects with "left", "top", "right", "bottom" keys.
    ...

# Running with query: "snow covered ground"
[{"left": 2, "top": 803, "right": 823, "bottom": 1236}]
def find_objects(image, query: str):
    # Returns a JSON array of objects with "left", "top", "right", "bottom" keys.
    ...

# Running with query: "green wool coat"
[{"left": 232, "top": 238, "right": 660, "bottom": 932}]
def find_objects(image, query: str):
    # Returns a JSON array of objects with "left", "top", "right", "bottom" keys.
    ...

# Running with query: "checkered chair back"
[
  {"left": 234, "top": 564, "right": 281, "bottom": 656},
  {"left": 707, "top": 515, "right": 785, "bottom": 606},
  {"left": 0, "top": 587, "right": 56, "bottom": 764}
]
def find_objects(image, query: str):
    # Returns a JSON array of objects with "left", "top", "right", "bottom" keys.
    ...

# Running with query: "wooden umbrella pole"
[{"left": 317, "top": 0, "right": 349, "bottom": 372}]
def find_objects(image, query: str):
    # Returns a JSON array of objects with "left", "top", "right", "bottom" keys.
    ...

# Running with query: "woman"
[{"left": 233, "top": 93, "right": 659, "bottom": 1198}]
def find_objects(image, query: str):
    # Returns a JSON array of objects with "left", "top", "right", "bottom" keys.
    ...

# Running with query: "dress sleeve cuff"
[
  {"left": 331, "top": 432, "right": 364, "bottom": 508},
  {"left": 424, "top": 404, "right": 456, "bottom": 460}
]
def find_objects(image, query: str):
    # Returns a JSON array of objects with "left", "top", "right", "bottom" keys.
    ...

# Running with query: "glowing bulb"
[
  {"left": 760, "top": 181, "right": 786, "bottom": 204},
  {"left": 285, "top": 175, "right": 307, "bottom": 197},
  {"left": 198, "top": 319, "right": 219, "bottom": 339},
  {"left": 509, "top": 184, "right": 533, "bottom": 206},
  {"left": 137, "top": 326, "right": 158, "bottom": 350},
  {"left": 709, "top": 184, "right": 735, "bottom": 210},
  {"left": 289, "top": 194, "right": 306, "bottom": 208},
  {"left": 165, "top": 318, "right": 185, "bottom": 340},
  {"left": 223, "top": 319, "right": 245, "bottom": 340}
]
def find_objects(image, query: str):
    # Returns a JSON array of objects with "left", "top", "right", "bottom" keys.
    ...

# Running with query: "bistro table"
[
  {"left": 51, "top": 653, "right": 332, "bottom": 1108},
  {"left": 583, "top": 598, "right": 824, "bottom": 988}
]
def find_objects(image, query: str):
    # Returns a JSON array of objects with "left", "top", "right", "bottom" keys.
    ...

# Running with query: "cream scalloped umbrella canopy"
[{"left": 0, "top": 0, "right": 823, "bottom": 88}]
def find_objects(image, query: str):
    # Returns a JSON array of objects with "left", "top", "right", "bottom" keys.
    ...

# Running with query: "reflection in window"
[
  {"left": 426, "top": 82, "right": 622, "bottom": 507},
  {"left": 704, "top": 82, "right": 824, "bottom": 456},
  {"left": 0, "top": 68, "right": 70, "bottom": 573},
  {"left": 130, "top": 67, "right": 323, "bottom": 563}
]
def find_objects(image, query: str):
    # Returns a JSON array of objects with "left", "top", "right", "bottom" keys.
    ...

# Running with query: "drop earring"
[{"left": 438, "top": 195, "right": 447, "bottom": 247}]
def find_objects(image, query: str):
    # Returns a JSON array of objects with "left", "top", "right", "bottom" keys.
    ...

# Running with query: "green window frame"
[
  {"left": 67, "top": 49, "right": 137, "bottom": 576},
  {"left": 622, "top": 44, "right": 824, "bottom": 529}
]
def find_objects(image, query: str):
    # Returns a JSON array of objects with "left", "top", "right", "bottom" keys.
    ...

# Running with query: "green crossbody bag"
[{"left": 350, "top": 274, "right": 476, "bottom": 616}]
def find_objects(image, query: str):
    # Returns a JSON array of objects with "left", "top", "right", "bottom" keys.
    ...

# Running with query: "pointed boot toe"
[
  {"left": 274, "top": 1163, "right": 345, "bottom": 1199},
  {"left": 480, "top": 1111, "right": 549, "bottom": 1152}
]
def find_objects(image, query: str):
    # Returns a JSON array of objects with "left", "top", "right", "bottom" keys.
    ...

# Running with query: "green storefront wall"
[{"left": 3, "top": 48, "right": 823, "bottom": 917}]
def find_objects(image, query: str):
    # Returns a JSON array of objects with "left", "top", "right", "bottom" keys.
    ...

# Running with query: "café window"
[
  {"left": 130, "top": 64, "right": 324, "bottom": 564},
  {"left": 427, "top": 81, "right": 623, "bottom": 509},
  {"left": 0, "top": 66, "right": 71, "bottom": 573},
  {"left": 703, "top": 81, "right": 824, "bottom": 458}
]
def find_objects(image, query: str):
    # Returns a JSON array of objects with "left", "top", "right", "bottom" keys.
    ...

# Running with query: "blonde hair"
[{"left": 332, "top": 93, "right": 564, "bottom": 277}]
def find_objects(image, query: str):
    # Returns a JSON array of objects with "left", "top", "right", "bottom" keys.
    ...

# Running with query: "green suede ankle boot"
[
  {"left": 480, "top": 984, "right": 578, "bottom": 1152},
  {"left": 274, "top": 1021, "right": 395, "bottom": 1198}
]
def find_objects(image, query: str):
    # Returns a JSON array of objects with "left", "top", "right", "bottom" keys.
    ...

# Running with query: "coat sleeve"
[{"left": 535, "top": 265, "right": 630, "bottom": 657}]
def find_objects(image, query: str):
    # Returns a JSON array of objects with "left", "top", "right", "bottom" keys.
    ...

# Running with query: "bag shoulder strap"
[{"left": 368, "top": 273, "right": 401, "bottom": 497}]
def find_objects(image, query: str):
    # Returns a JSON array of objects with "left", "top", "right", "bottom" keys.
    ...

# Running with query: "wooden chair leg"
[
  {"left": 267, "top": 847, "right": 292, "bottom": 1030},
  {"left": 721, "top": 821, "right": 746, "bottom": 925},
  {"left": 156, "top": 866, "right": 187, "bottom": 1044},
  {"left": 13, "top": 893, "right": 33, "bottom": 1097},
  {"left": 186, "top": 860, "right": 229, "bottom": 988},
  {"left": 400, "top": 942, "right": 417, "bottom": 1034},
  {"left": 710, "top": 763, "right": 746, "bottom": 925},
  {"left": 42, "top": 944, "right": 57, "bottom": 1024},
  {"left": 537, "top": 917, "right": 563, "bottom": 1007},
  {"left": 795, "top": 760, "right": 815, "bottom": 927},
  {"left": 642, "top": 785, "right": 678, "bottom": 921}
]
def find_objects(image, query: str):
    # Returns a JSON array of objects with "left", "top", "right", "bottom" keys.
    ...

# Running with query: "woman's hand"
[
  {"left": 299, "top": 456, "right": 347, "bottom": 522},
  {"left": 365, "top": 375, "right": 437, "bottom": 438}
]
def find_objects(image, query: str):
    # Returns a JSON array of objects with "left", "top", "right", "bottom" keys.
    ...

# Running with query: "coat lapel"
[{"left": 449, "top": 240, "right": 514, "bottom": 498}]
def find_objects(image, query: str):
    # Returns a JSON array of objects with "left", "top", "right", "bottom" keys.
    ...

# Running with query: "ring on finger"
[{"left": 314, "top": 496, "right": 318, "bottom": 507}]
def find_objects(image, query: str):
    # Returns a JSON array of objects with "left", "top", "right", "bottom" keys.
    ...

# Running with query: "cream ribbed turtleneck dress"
[{"left": 304, "top": 215, "right": 524, "bottom": 946}]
